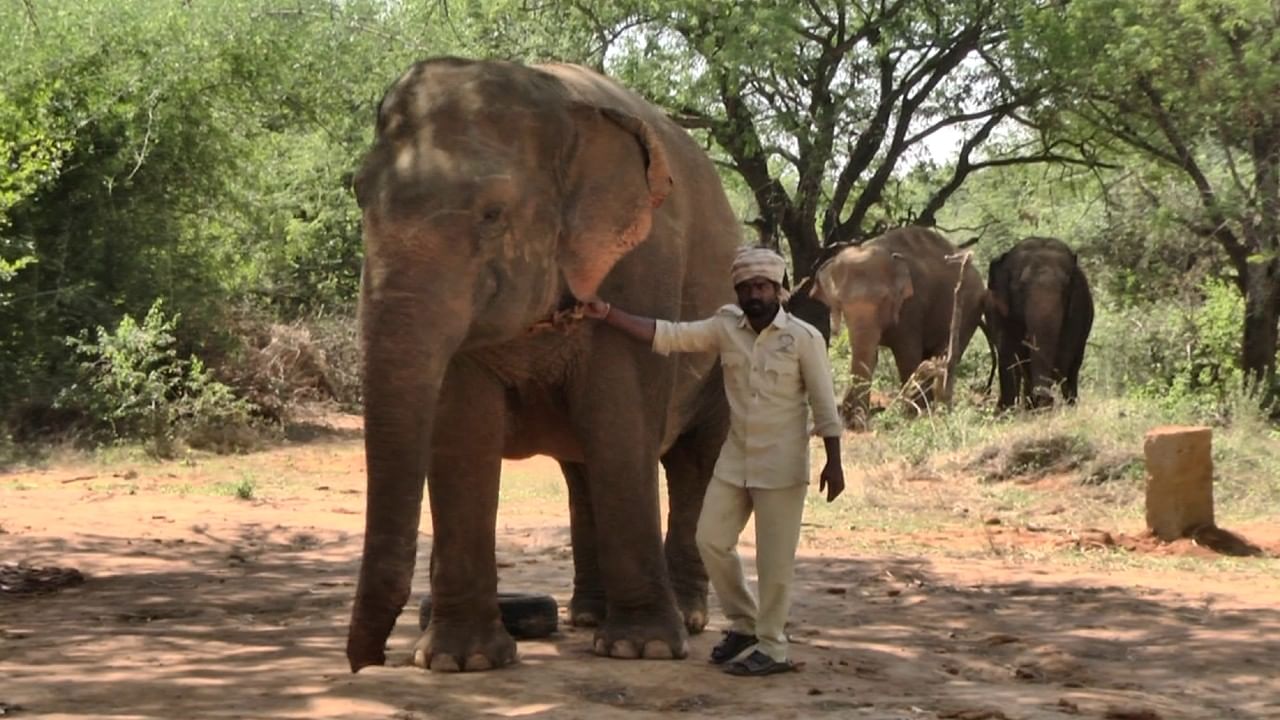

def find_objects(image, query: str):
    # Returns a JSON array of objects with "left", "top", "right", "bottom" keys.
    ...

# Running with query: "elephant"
[
  {"left": 346, "top": 58, "right": 739, "bottom": 673},
  {"left": 985, "top": 236, "right": 1094, "bottom": 409},
  {"left": 796, "top": 227, "right": 986, "bottom": 428}
]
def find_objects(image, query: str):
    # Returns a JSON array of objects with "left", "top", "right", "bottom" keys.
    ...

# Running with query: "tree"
[
  {"left": 0, "top": 0, "right": 471, "bottom": 413},
  {"left": 580, "top": 0, "right": 1083, "bottom": 275},
  {"left": 1016, "top": 0, "right": 1280, "bottom": 389}
]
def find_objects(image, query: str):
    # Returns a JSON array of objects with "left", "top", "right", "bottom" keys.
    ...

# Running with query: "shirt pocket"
[
  {"left": 763, "top": 356, "right": 802, "bottom": 392},
  {"left": 720, "top": 351, "right": 749, "bottom": 389}
]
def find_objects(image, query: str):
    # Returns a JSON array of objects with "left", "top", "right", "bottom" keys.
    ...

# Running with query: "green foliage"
[
  {"left": 1, "top": 0, "right": 1279, "bottom": 443},
  {"left": 57, "top": 300, "right": 253, "bottom": 457},
  {"left": 0, "top": 0, "right": 467, "bottom": 431},
  {"left": 1127, "top": 278, "right": 1248, "bottom": 417},
  {"left": 231, "top": 474, "right": 257, "bottom": 500}
]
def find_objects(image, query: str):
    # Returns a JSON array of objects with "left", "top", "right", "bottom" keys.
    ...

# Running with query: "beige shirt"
[{"left": 653, "top": 305, "right": 842, "bottom": 489}]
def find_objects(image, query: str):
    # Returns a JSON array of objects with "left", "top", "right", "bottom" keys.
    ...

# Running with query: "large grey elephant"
[
  {"left": 347, "top": 58, "right": 738, "bottom": 672},
  {"left": 797, "top": 227, "right": 986, "bottom": 428},
  {"left": 985, "top": 236, "right": 1094, "bottom": 409}
]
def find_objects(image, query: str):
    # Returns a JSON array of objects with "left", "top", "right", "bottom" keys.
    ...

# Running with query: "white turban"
[{"left": 730, "top": 246, "right": 787, "bottom": 287}]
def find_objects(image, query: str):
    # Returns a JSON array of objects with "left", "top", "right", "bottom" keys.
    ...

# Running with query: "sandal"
[
  {"left": 724, "top": 650, "right": 797, "bottom": 676},
  {"left": 709, "top": 630, "right": 757, "bottom": 664}
]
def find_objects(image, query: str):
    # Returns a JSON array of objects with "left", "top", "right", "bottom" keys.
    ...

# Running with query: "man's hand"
[
  {"left": 581, "top": 298, "right": 611, "bottom": 320},
  {"left": 819, "top": 460, "right": 844, "bottom": 502}
]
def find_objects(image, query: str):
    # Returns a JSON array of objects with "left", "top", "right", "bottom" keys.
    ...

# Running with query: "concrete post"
[{"left": 1143, "top": 425, "right": 1214, "bottom": 541}]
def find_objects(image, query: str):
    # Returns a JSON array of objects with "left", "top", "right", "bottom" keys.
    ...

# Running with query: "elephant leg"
[
  {"left": 843, "top": 348, "right": 879, "bottom": 431},
  {"left": 571, "top": 335, "right": 686, "bottom": 661},
  {"left": 1062, "top": 354, "right": 1083, "bottom": 404},
  {"left": 891, "top": 339, "right": 927, "bottom": 414},
  {"left": 413, "top": 358, "right": 515, "bottom": 672},
  {"left": 561, "top": 460, "right": 607, "bottom": 627},
  {"left": 995, "top": 338, "right": 1019, "bottom": 411},
  {"left": 660, "top": 406, "right": 727, "bottom": 635},
  {"left": 942, "top": 321, "right": 981, "bottom": 406},
  {"left": 1016, "top": 348, "right": 1035, "bottom": 409}
]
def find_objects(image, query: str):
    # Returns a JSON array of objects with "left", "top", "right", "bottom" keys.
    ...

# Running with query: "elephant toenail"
[
  {"left": 429, "top": 655, "right": 461, "bottom": 672},
  {"left": 412, "top": 648, "right": 429, "bottom": 668},
  {"left": 593, "top": 638, "right": 609, "bottom": 656},
  {"left": 642, "top": 640, "right": 674, "bottom": 659},
  {"left": 465, "top": 653, "right": 492, "bottom": 671},
  {"left": 611, "top": 640, "right": 640, "bottom": 659}
]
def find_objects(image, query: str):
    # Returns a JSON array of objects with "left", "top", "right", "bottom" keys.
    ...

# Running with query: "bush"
[
  {"left": 1086, "top": 277, "right": 1258, "bottom": 422},
  {"left": 56, "top": 300, "right": 256, "bottom": 456},
  {"left": 216, "top": 309, "right": 361, "bottom": 422}
]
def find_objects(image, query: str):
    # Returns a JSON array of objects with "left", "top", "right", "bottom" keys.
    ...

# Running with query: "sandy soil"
[{"left": 2, "top": 416, "right": 1278, "bottom": 720}]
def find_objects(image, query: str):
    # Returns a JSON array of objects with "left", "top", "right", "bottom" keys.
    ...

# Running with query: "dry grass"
[{"left": 804, "top": 394, "right": 1280, "bottom": 574}]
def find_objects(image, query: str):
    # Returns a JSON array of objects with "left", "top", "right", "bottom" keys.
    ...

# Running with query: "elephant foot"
[
  {"left": 412, "top": 619, "right": 517, "bottom": 672},
  {"left": 675, "top": 592, "right": 708, "bottom": 635},
  {"left": 569, "top": 592, "right": 607, "bottom": 628},
  {"left": 592, "top": 609, "right": 689, "bottom": 660}
]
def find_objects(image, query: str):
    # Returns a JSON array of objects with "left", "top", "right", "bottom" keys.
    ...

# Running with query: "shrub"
[
  {"left": 57, "top": 300, "right": 255, "bottom": 456},
  {"left": 216, "top": 309, "right": 361, "bottom": 421},
  {"left": 1112, "top": 278, "right": 1259, "bottom": 421}
]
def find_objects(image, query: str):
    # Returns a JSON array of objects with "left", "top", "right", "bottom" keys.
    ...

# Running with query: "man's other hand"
[{"left": 819, "top": 460, "right": 844, "bottom": 502}]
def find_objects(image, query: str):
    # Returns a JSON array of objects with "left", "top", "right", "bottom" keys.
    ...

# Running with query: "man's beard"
[{"left": 743, "top": 299, "right": 777, "bottom": 318}]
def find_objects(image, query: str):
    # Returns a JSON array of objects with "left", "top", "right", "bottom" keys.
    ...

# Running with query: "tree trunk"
[
  {"left": 1241, "top": 258, "right": 1280, "bottom": 393},
  {"left": 782, "top": 211, "right": 821, "bottom": 281}
]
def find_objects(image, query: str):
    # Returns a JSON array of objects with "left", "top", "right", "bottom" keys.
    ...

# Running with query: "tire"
[{"left": 418, "top": 592, "right": 559, "bottom": 639}]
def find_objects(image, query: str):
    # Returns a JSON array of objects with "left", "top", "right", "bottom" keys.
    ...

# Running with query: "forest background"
[{"left": 4, "top": 0, "right": 1280, "bottom": 458}]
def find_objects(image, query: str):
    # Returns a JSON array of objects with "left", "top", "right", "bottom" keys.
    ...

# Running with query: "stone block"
[{"left": 1143, "top": 425, "right": 1214, "bottom": 541}]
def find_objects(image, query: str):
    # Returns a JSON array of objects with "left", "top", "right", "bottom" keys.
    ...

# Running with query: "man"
[{"left": 583, "top": 246, "right": 845, "bottom": 677}]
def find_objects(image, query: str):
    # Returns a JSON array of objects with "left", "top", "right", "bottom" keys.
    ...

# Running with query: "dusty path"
[{"left": 2, "top": 424, "right": 1278, "bottom": 720}]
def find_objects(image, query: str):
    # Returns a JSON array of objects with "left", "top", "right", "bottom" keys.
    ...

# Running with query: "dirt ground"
[{"left": 2, "top": 414, "right": 1278, "bottom": 720}]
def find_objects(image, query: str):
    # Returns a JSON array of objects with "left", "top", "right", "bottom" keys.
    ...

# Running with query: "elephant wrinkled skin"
[
  {"left": 799, "top": 227, "right": 986, "bottom": 428},
  {"left": 985, "top": 236, "right": 1094, "bottom": 409},
  {"left": 347, "top": 58, "right": 737, "bottom": 673}
]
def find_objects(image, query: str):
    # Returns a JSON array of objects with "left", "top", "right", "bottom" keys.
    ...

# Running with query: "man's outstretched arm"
[
  {"left": 582, "top": 300, "right": 656, "bottom": 345},
  {"left": 583, "top": 300, "right": 719, "bottom": 355}
]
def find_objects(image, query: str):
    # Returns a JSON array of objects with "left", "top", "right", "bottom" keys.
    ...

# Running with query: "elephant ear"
[
  {"left": 987, "top": 253, "right": 1012, "bottom": 318},
  {"left": 887, "top": 253, "right": 914, "bottom": 325},
  {"left": 559, "top": 103, "right": 673, "bottom": 300},
  {"left": 813, "top": 258, "right": 846, "bottom": 336}
]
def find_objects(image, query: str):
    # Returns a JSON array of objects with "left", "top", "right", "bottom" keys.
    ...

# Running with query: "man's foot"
[
  {"left": 709, "top": 630, "right": 757, "bottom": 664},
  {"left": 723, "top": 649, "right": 797, "bottom": 676}
]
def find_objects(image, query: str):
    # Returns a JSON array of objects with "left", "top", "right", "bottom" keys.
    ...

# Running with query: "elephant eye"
[{"left": 480, "top": 205, "right": 504, "bottom": 224}]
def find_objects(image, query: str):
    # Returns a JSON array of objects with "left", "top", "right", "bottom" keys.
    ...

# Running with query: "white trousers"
[{"left": 695, "top": 479, "right": 807, "bottom": 661}]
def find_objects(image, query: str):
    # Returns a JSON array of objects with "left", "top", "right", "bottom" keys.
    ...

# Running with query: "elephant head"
[
  {"left": 346, "top": 59, "right": 672, "bottom": 671},
  {"left": 785, "top": 276, "right": 832, "bottom": 345},
  {"left": 811, "top": 245, "right": 914, "bottom": 424},
  {"left": 986, "top": 238, "right": 1079, "bottom": 408}
]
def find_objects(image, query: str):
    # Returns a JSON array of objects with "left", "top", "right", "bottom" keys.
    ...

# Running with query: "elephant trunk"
[
  {"left": 346, "top": 276, "right": 468, "bottom": 672},
  {"left": 1025, "top": 294, "right": 1063, "bottom": 407},
  {"left": 843, "top": 310, "right": 882, "bottom": 428}
]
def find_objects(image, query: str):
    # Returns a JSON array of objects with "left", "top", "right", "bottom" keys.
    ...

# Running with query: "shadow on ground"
[{"left": 2, "top": 526, "right": 1278, "bottom": 720}]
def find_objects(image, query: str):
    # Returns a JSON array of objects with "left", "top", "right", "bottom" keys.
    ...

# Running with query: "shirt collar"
[{"left": 734, "top": 305, "right": 791, "bottom": 332}]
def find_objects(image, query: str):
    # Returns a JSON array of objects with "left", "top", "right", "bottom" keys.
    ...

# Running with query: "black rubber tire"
[{"left": 418, "top": 592, "right": 559, "bottom": 639}]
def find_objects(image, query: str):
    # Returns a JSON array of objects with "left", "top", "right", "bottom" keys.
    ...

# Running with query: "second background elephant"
[{"left": 985, "top": 236, "right": 1094, "bottom": 409}]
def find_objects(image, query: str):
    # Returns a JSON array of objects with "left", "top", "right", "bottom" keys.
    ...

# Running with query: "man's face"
[{"left": 735, "top": 277, "right": 780, "bottom": 319}]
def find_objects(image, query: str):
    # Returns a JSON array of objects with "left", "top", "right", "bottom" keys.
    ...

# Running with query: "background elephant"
[
  {"left": 985, "top": 236, "right": 1094, "bottom": 409},
  {"left": 347, "top": 58, "right": 738, "bottom": 672},
  {"left": 796, "top": 227, "right": 986, "bottom": 428}
]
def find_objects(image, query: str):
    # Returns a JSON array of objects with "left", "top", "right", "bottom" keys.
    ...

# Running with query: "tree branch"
[{"left": 1136, "top": 76, "right": 1250, "bottom": 269}]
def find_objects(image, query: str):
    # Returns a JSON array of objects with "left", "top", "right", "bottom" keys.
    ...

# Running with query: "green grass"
[
  {"left": 211, "top": 473, "right": 258, "bottom": 500},
  {"left": 810, "top": 390, "right": 1280, "bottom": 577}
]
